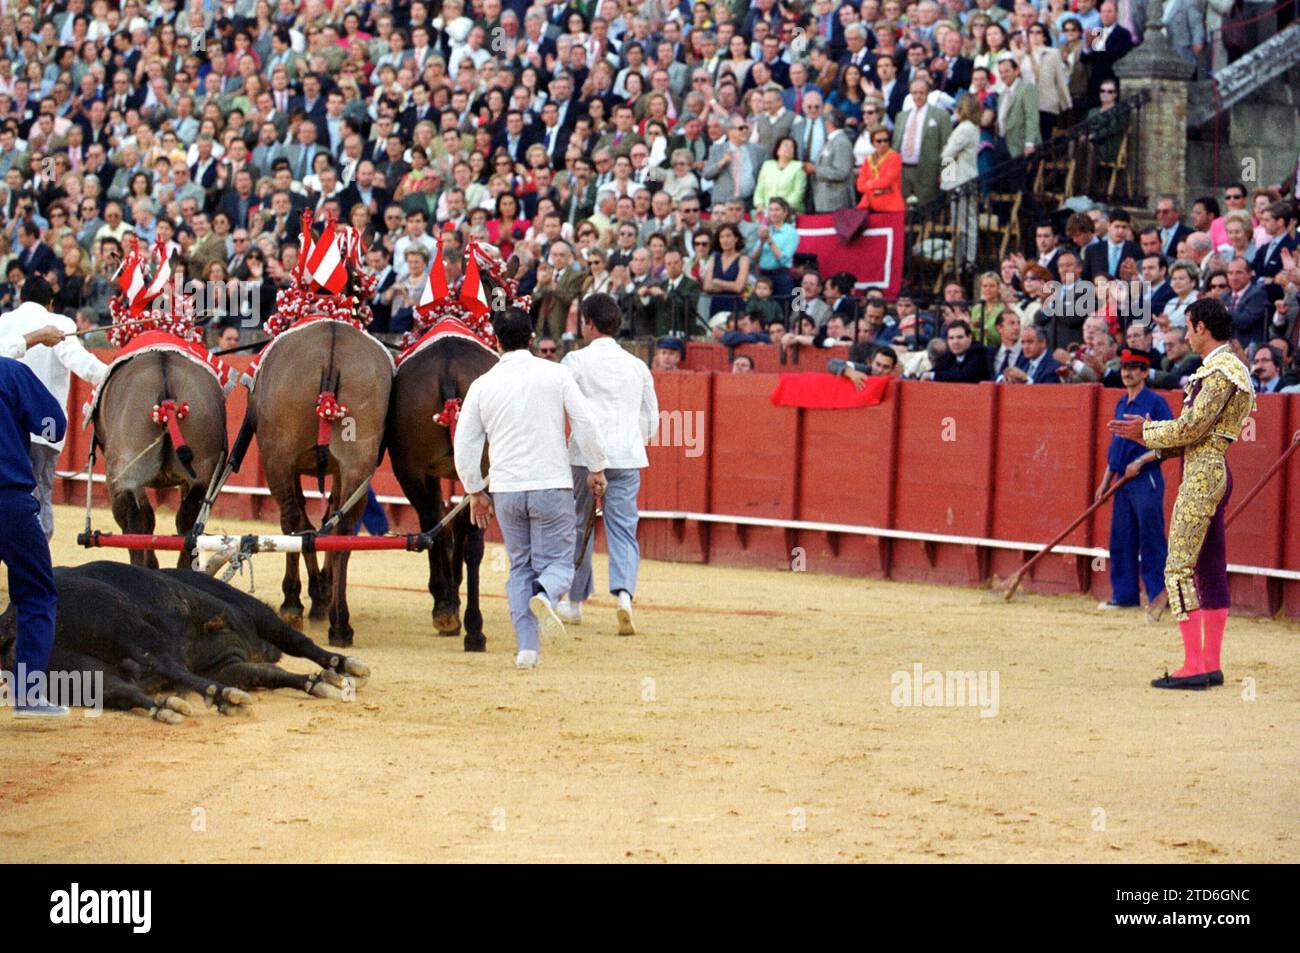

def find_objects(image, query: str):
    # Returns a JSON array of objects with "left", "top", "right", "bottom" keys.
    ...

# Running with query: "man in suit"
[
  {"left": 1251, "top": 344, "right": 1286, "bottom": 394},
  {"left": 593, "top": 104, "right": 645, "bottom": 160},
  {"left": 1154, "top": 194, "right": 1193, "bottom": 261},
  {"left": 15, "top": 224, "right": 56, "bottom": 276},
  {"left": 996, "top": 56, "right": 1040, "bottom": 175},
  {"left": 1251, "top": 201, "right": 1295, "bottom": 281},
  {"left": 284, "top": 121, "right": 327, "bottom": 183},
  {"left": 337, "top": 161, "right": 390, "bottom": 220},
  {"left": 1153, "top": 327, "right": 1202, "bottom": 388},
  {"left": 750, "top": 87, "right": 796, "bottom": 157},
  {"left": 1083, "top": 209, "right": 1142, "bottom": 280},
  {"left": 931, "top": 320, "right": 993, "bottom": 382},
  {"left": 217, "top": 168, "right": 259, "bottom": 229},
  {"left": 1081, "top": 0, "right": 1134, "bottom": 107},
  {"left": 933, "top": 29, "right": 973, "bottom": 97},
  {"left": 893, "top": 77, "right": 950, "bottom": 207},
  {"left": 644, "top": 249, "right": 702, "bottom": 337},
  {"left": 1034, "top": 222, "right": 1064, "bottom": 280},
  {"left": 535, "top": 100, "right": 571, "bottom": 167},
  {"left": 1140, "top": 253, "right": 1177, "bottom": 322},
  {"left": 1002, "top": 324, "right": 1064, "bottom": 383},
  {"left": 792, "top": 92, "right": 828, "bottom": 165},
  {"left": 703, "top": 116, "right": 766, "bottom": 206},
  {"left": 839, "top": 24, "right": 876, "bottom": 77},
  {"left": 811, "top": 108, "right": 857, "bottom": 214},
  {"left": 1222, "top": 257, "right": 1269, "bottom": 347},
  {"left": 989, "top": 309, "right": 1024, "bottom": 379}
]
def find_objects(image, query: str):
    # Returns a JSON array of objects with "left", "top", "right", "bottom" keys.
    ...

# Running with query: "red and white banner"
[{"left": 794, "top": 211, "right": 904, "bottom": 299}]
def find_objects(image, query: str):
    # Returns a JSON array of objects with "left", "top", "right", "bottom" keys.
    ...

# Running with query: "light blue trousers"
[
  {"left": 494, "top": 489, "right": 576, "bottom": 652},
  {"left": 569, "top": 466, "right": 642, "bottom": 602}
]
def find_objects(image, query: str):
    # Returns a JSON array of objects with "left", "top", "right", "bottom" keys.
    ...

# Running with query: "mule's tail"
[
  {"left": 315, "top": 369, "right": 348, "bottom": 497},
  {"left": 153, "top": 354, "right": 196, "bottom": 479}
]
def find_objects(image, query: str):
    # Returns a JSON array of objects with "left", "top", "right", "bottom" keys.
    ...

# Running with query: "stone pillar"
[{"left": 1114, "top": 1, "right": 1195, "bottom": 206}]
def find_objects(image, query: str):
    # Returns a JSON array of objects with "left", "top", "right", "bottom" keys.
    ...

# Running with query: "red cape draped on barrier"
[
  {"left": 794, "top": 211, "right": 904, "bottom": 299},
  {"left": 768, "top": 372, "right": 889, "bottom": 409}
]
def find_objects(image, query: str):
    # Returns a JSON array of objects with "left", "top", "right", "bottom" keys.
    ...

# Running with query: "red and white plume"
[
  {"left": 141, "top": 237, "right": 172, "bottom": 309},
  {"left": 114, "top": 238, "right": 150, "bottom": 316},
  {"left": 459, "top": 243, "right": 491, "bottom": 319},
  {"left": 417, "top": 235, "right": 450, "bottom": 314},
  {"left": 303, "top": 218, "right": 348, "bottom": 294}
]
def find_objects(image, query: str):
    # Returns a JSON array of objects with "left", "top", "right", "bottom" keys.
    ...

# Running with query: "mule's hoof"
[
  {"left": 280, "top": 611, "right": 304, "bottom": 630},
  {"left": 328, "top": 631, "right": 354, "bottom": 648},
  {"left": 165, "top": 696, "right": 195, "bottom": 717},
  {"left": 308, "top": 603, "right": 330, "bottom": 622},
  {"left": 221, "top": 687, "right": 252, "bottom": 706},
  {"left": 151, "top": 707, "right": 184, "bottom": 725},
  {"left": 464, "top": 633, "right": 487, "bottom": 653},
  {"left": 433, "top": 611, "right": 462, "bottom": 636}
]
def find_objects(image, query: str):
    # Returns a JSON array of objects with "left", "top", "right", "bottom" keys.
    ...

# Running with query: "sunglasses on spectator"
[
  {"left": 1100, "top": 88, "right": 1116, "bottom": 95},
  {"left": 538, "top": 346, "right": 557, "bottom": 354}
]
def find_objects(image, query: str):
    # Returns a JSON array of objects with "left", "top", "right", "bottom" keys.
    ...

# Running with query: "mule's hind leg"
[
  {"left": 268, "top": 468, "right": 308, "bottom": 626},
  {"left": 416, "top": 479, "right": 461, "bottom": 637},
  {"left": 462, "top": 513, "right": 486, "bottom": 652},
  {"left": 113, "top": 490, "right": 159, "bottom": 569},
  {"left": 174, "top": 483, "right": 205, "bottom": 569}
]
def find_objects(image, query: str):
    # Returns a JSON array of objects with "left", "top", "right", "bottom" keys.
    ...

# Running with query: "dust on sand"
[{"left": 0, "top": 505, "right": 1295, "bottom": 863}]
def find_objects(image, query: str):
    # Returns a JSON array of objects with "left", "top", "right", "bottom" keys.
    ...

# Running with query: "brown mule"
[
  {"left": 94, "top": 350, "right": 227, "bottom": 569},
  {"left": 387, "top": 336, "right": 496, "bottom": 651},
  {"left": 247, "top": 320, "right": 392, "bottom": 647}
]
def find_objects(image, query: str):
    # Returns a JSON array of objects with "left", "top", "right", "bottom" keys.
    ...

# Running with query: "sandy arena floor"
[{"left": 0, "top": 504, "right": 1296, "bottom": 863}]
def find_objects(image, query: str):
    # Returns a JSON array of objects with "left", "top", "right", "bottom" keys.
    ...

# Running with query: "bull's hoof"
[
  {"left": 164, "top": 696, "right": 195, "bottom": 717},
  {"left": 151, "top": 707, "right": 185, "bottom": 725},
  {"left": 316, "top": 669, "right": 346, "bottom": 689},
  {"left": 464, "top": 632, "right": 487, "bottom": 653},
  {"left": 433, "top": 610, "right": 462, "bottom": 637},
  {"left": 307, "top": 676, "right": 344, "bottom": 700},
  {"left": 221, "top": 687, "right": 252, "bottom": 706},
  {"left": 280, "top": 610, "right": 305, "bottom": 630},
  {"left": 218, "top": 701, "right": 254, "bottom": 717},
  {"left": 341, "top": 656, "right": 370, "bottom": 679}
]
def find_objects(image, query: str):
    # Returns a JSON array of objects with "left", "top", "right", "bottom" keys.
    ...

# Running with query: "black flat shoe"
[
  {"left": 1206, "top": 670, "right": 1224, "bottom": 687},
  {"left": 1151, "top": 671, "right": 1209, "bottom": 690}
]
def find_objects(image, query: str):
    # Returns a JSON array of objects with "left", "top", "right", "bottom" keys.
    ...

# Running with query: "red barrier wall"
[{"left": 56, "top": 345, "right": 1300, "bottom": 618}]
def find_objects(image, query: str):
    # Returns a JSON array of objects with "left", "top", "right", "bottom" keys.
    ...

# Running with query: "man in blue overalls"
[
  {"left": 1096, "top": 347, "right": 1173, "bottom": 611},
  {"left": 0, "top": 352, "right": 67, "bottom": 715}
]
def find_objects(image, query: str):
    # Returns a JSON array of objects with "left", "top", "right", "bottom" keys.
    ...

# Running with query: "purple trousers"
[{"left": 1193, "top": 464, "right": 1232, "bottom": 611}]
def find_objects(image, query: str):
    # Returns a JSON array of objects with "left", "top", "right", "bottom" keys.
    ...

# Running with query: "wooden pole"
[{"left": 1003, "top": 473, "right": 1134, "bottom": 601}]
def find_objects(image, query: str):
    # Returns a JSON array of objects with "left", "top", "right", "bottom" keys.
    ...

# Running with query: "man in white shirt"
[
  {"left": 454, "top": 309, "right": 610, "bottom": 669},
  {"left": 557, "top": 295, "right": 659, "bottom": 634},
  {"left": 0, "top": 277, "right": 108, "bottom": 537}
]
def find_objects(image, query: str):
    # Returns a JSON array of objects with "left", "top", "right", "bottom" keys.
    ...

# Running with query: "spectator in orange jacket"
[{"left": 856, "top": 127, "right": 906, "bottom": 212}]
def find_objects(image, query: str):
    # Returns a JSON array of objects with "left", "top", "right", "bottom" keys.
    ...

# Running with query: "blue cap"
[{"left": 656, "top": 337, "right": 685, "bottom": 352}]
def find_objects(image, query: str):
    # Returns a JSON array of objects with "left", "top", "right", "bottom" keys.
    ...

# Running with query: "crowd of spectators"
[{"left": 0, "top": 0, "right": 1295, "bottom": 393}]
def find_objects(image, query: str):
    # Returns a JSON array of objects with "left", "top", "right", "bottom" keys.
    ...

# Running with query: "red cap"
[{"left": 1119, "top": 348, "right": 1152, "bottom": 367}]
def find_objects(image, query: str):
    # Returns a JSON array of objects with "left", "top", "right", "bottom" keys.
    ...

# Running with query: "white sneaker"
[
  {"left": 556, "top": 597, "right": 583, "bottom": 624},
  {"left": 616, "top": 591, "right": 636, "bottom": 636},
  {"left": 14, "top": 695, "right": 70, "bottom": 718},
  {"left": 529, "top": 592, "right": 567, "bottom": 642},
  {"left": 515, "top": 650, "right": 540, "bottom": 669},
  {"left": 1096, "top": 600, "right": 1129, "bottom": 611}
]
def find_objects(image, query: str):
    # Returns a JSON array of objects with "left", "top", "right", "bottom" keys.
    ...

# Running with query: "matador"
[{"left": 1108, "top": 298, "right": 1255, "bottom": 690}]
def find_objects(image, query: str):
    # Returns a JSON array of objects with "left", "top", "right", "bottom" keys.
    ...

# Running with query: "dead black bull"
[{"left": 0, "top": 562, "right": 370, "bottom": 724}]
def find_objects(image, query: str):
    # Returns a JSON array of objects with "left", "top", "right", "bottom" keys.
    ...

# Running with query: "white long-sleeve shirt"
[
  {"left": 561, "top": 336, "right": 658, "bottom": 470},
  {"left": 0, "top": 302, "right": 108, "bottom": 450},
  {"left": 454, "top": 349, "right": 609, "bottom": 495}
]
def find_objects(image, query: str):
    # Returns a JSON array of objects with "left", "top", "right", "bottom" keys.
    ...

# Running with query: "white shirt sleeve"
[
  {"left": 53, "top": 334, "right": 109, "bottom": 386},
  {"left": 562, "top": 368, "right": 610, "bottom": 472},
  {"left": 0, "top": 331, "right": 25, "bottom": 359},
  {"left": 452, "top": 383, "right": 489, "bottom": 494},
  {"left": 639, "top": 363, "right": 659, "bottom": 445}
]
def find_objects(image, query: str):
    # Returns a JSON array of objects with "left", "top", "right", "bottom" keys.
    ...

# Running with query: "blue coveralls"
[
  {"left": 0, "top": 357, "right": 66, "bottom": 681},
  {"left": 1107, "top": 386, "right": 1172, "bottom": 606}
]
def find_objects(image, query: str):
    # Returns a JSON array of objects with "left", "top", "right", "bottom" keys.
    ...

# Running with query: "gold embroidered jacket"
[{"left": 1142, "top": 346, "right": 1256, "bottom": 453}]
